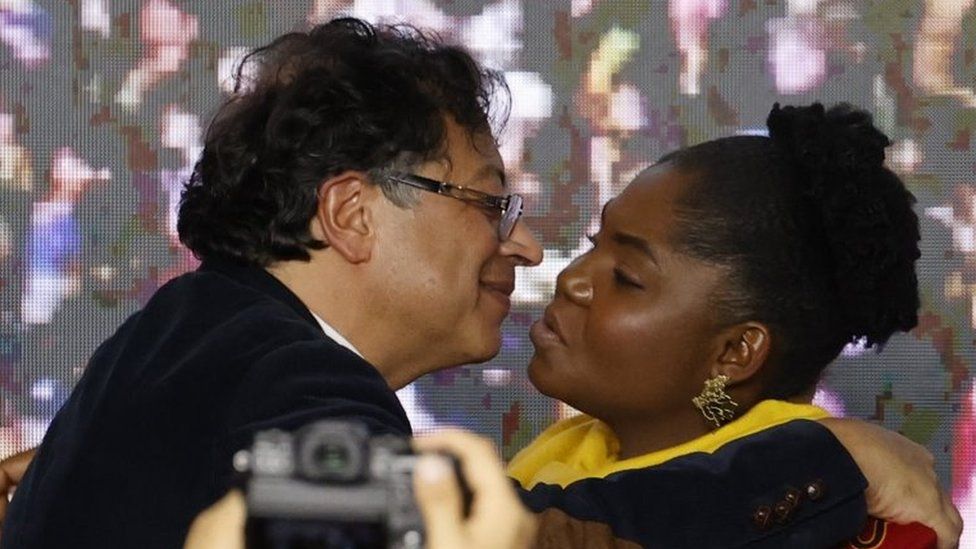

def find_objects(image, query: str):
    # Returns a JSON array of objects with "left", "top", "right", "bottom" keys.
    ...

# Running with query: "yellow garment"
[{"left": 508, "top": 399, "right": 829, "bottom": 489}]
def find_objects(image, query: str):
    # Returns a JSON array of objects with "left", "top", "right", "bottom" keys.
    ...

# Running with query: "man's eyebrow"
[
  {"left": 612, "top": 232, "right": 659, "bottom": 265},
  {"left": 466, "top": 164, "right": 507, "bottom": 189}
]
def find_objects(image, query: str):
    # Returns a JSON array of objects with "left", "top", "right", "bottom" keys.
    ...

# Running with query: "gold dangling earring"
[{"left": 692, "top": 374, "right": 738, "bottom": 429}]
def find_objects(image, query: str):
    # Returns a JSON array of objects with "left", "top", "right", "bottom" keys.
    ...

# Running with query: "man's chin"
[
  {"left": 473, "top": 341, "right": 503, "bottom": 364},
  {"left": 458, "top": 329, "right": 503, "bottom": 365}
]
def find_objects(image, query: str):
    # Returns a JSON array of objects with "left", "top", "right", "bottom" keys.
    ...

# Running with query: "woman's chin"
[{"left": 527, "top": 354, "right": 562, "bottom": 399}]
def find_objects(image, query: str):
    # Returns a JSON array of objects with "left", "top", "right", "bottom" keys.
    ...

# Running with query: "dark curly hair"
[
  {"left": 660, "top": 103, "right": 921, "bottom": 399},
  {"left": 178, "top": 18, "right": 508, "bottom": 265}
]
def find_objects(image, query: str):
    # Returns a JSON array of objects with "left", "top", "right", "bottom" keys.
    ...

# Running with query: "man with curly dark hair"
[
  {"left": 0, "top": 18, "right": 959, "bottom": 549},
  {"left": 1, "top": 18, "right": 543, "bottom": 549}
]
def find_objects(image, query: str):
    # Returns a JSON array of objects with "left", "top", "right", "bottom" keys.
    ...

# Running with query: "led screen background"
[{"left": 0, "top": 1, "right": 973, "bottom": 544}]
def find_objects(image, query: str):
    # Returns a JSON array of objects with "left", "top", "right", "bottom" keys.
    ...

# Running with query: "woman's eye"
[{"left": 613, "top": 268, "right": 644, "bottom": 289}]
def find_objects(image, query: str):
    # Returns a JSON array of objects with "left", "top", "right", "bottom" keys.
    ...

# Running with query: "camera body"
[{"left": 239, "top": 420, "right": 425, "bottom": 549}]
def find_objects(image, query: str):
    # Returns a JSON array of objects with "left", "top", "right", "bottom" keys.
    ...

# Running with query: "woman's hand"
[
  {"left": 0, "top": 447, "right": 36, "bottom": 541},
  {"left": 819, "top": 418, "right": 963, "bottom": 549}
]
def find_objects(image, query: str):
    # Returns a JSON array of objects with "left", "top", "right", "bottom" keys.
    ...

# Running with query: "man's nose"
[{"left": 500, "top": 219, "right": 543, "bottom": 266}]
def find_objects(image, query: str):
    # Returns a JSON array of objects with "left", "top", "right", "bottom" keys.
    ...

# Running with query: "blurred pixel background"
[{"left": 0, "top": 1, "right": 972, "bottom": 544}]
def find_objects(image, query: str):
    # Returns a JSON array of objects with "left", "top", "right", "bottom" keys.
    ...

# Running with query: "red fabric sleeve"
[{"left": 838, "top": 518, "right": 937, "bottom": 549}]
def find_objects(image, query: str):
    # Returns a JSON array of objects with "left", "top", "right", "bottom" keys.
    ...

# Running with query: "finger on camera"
[
  {"left": 414, "top": 430, "right": 511, "bottom": 498},
  {"left": 183, "top": 490, "right": 245, "bottom": 549},
  {"left": 413, "top": 455, "right": 465, "bottom": 548}
]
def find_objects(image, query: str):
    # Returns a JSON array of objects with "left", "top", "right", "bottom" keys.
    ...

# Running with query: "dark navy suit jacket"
[
  {"left": 1, "top": 259, "right": 411, "bottom": 549},
  {"left": 517, "top": 420, "right": 869, "bottom": 548},
  {"left": 1, "top": 259, "right": 867, "bottom": 548}
]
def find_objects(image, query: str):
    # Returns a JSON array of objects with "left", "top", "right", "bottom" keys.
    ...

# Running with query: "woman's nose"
[{"left": 556, "top": 256, "right": 593, "bottom": 306}]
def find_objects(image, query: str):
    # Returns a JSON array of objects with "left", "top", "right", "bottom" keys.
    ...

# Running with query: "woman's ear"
[
  {"left": 312, "top": 171, "right": 376, "bottom": 264},
  {"left": 713, "top": 322, "right": 771, "bottom": 385}
]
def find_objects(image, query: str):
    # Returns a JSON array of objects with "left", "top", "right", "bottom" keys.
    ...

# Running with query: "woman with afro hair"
[{"left": 511, "top": 102, "right": 956, "bottom": 548}]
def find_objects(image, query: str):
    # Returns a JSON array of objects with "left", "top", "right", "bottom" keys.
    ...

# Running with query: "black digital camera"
[{"left": 237, "top": 420, "right": 427, "bottom": 549}]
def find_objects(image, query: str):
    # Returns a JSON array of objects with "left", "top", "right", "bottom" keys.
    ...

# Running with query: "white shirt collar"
[
  {"left": 309, "top": 312, "right": 429, "bottom": 429},
  {"left": 309, "top": 311, "right": 365, "bottom": 359}
]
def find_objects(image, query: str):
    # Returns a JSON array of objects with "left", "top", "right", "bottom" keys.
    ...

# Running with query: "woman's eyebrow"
[
  {"left": 599, "top": 200, "right": 659, "bottom": 266},
  {"left": 611, "top": 231, "right": 659, "bottom": 266}
]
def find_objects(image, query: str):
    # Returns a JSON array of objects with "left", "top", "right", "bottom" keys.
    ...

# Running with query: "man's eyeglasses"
[{"left": 387, "top": 172, "right": 524, "bottom": 241}]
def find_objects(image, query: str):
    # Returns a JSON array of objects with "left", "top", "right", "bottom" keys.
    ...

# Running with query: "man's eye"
[
  {"left": 613, "top": 268, "right": 644, "bottom": 289},
  {"left": 475, "top": 203, "right": 502, "bottom": 218},
  {"left": 469, "top": 203, "right": 502, "bottom": 228}
]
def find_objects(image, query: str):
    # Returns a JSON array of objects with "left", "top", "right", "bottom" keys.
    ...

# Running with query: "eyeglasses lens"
[{"left": 500, "top": 194, "right": 523, "bottom": 240}]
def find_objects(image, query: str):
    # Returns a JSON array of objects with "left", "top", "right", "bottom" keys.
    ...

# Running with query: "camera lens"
[
  {"left": 296, "top": 421, "right": 368, "bottom": 482},
  {"left": 314, "top": 442, "right": 350, "bottom": 472}
]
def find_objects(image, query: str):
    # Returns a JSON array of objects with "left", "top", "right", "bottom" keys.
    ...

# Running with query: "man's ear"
[
  {"left": 312, "top": 171, "right": 376, "bottom": 264},
  {"left": 712, "top": 322, "right": 771, "bottom": 386}
]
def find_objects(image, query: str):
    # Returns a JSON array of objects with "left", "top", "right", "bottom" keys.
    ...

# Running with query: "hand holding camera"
[
  {"left": 184, "top": 424, "right": 536, "bottom": 549},
  {"left": 241, "top": 421, "right": 430, "bottom": 548},
  {"left": 413, "top": 429, "right": 537, "bottom": 549}
]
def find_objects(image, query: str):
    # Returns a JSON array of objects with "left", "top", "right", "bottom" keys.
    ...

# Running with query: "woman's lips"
[{"left": 530, "top": 307, "right": 565, "bottom": 347}]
